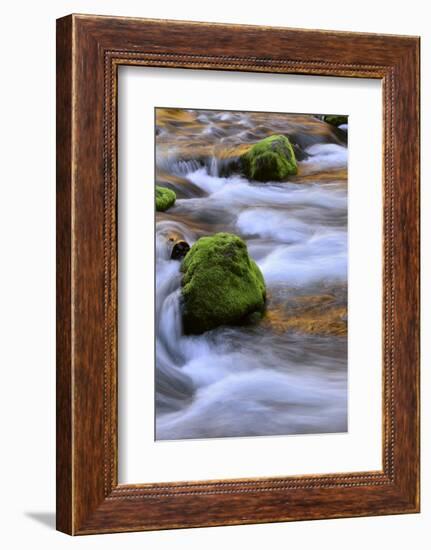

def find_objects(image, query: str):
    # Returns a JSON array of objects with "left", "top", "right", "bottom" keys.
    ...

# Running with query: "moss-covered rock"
[
  {"left": 240, "top": 135, "right": 297, "bottom": 181},
  {"left": 181, "top": 233, "right": 266, "bottom": 334},
  {"left": 156, "top": 186, "right": 176, "bottom": 211},
  {"left": 323, "top": 115, "right": 348, "bottom": 127}
]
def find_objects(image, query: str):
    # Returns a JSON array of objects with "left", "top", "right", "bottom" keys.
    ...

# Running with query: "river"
[{"left": 155, "top": 108, "right": 348, "bottom": 440}]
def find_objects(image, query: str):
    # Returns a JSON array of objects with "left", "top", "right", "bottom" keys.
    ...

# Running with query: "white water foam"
[
  {"left": 301, "top": 143, "right": 348, "bottom": 173},
  {"left": 155, "top": 138, "right": 348, "bottom": 439}
]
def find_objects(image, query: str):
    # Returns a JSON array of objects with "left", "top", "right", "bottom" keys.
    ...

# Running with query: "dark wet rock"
[
  {"left": 291, "top": 142, "right": 308, "bottom": 161},
  {"left": 171, "top": 240, "right": 190, "bottom": 261},
  {"left": 156, "top": 171, "right": 207, "bottom": 199}
]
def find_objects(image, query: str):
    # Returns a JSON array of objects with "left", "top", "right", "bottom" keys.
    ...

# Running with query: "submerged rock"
[
  {"left": 181, "top": 233, "right": 266, "bottom": 334},
  {"left": 240, "top": 134, "right": 298, "bottom": 182},
  {"left": 263, "top": 293, "right": 347, "bottom": 336},
  {"left": 156, "top": 186, "right": 176, "bottom": 212},
  {"left": 323, "top": 115, "right": 348, "bottom": 127},
  {"left": 171, "top": 240, "right": 190, "bottom": 261}
]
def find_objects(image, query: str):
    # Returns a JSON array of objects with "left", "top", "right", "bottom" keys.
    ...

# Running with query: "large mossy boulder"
[
  {"left": 156, "top": 186, "right": 176, "bottom": 212},
  {"left": 240, "top": 134, "right": 297, "bottom": 182},
  {"left": 323, "top": 115, "right": 348, "bottom": 127},
  {"left": 181, "top": 233, "right": 266, "bottom": 334}
]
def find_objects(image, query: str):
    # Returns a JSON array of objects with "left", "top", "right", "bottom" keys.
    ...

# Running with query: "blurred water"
[{"left": 155, "top": 110, "right": 348, "bottom": 440}]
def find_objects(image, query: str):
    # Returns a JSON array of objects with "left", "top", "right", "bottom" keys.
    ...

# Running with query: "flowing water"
[{"left": 155, "top": 109, "right": 348, "bottom": 440}]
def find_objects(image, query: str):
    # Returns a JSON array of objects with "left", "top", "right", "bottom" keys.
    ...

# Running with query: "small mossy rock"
[
  {"left": 323, "top": 115, "right": 348, "bottom": 127},
  {"left": 241, "top": 135, "right": 297, "bottom": 182},
  {"left": 156, "top": 186, "right": 176, "bottom": 212},
  {"left": 181, "top": 233, "right": 266, "bottom": 334}
]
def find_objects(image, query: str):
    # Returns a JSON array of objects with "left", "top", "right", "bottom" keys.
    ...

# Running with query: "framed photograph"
[{"left": 56, "top": 14, "right": 420, "bottom": 535}]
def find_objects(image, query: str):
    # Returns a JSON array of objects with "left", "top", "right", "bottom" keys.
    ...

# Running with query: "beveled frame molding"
[{"left": 56, "top": 14, "right": 420, "bottom": 535}]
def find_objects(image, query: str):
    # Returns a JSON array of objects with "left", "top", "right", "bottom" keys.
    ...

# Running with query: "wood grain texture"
[
  {"left": 56, "top": 15, "right": 73, "bottom": 535},
  {"left": 56, "top": 14, "right": 420, "bottom": 535}
]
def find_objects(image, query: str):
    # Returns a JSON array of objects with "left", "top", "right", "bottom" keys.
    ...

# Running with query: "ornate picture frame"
[{"left": 56, "top": 14, "right": 420, "bottom": 534}]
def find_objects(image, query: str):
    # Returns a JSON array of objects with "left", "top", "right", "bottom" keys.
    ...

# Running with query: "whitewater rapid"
[{"left": 155, "top": 142, "right": 348, "bottom": 440}]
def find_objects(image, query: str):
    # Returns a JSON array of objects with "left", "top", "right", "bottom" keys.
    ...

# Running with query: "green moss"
[
  {"left": 156, "top": 186, "right": 176, "bottom": 211},
  {"left": 323, "top": 115, "right": 348, "bottom": 127},
  {"left": 241, "top": 135, "right": 297, "bottom": 182},
  {"left": 181, "top": 233, "right": 266, "bottom": 334}
]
